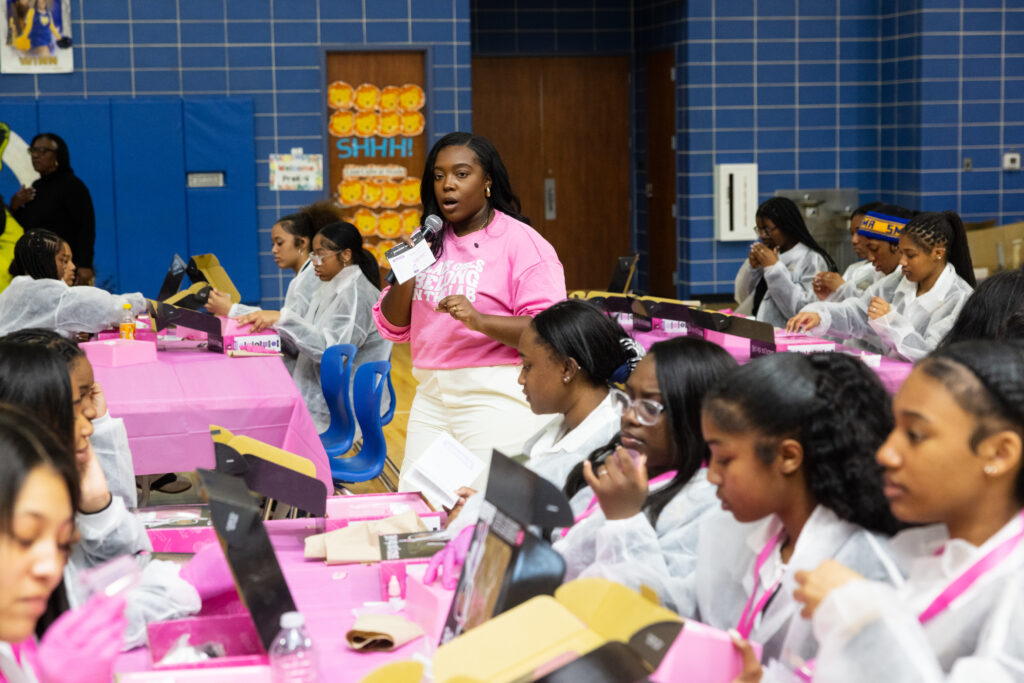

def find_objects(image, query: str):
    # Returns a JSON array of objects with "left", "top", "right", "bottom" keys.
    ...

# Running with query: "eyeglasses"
[
  {"left": 311, "top": 250, "right": 339, "bottom": 266},
  {"left": 609, "top": 387, "right": 665, "bottom": 426},
  {"left": 753, "top": 225, "right": 777, "bottom": 238},
  {"left": 28, "top": 146, "right": 56, "bottom": 156}
]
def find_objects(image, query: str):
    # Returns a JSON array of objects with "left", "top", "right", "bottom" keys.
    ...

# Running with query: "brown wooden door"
[
  {"left": 472, "top": 56, "right": 631, "bottom": 291},
  {"left": 645, "top": 49, "right": 677, "bottom": 298}
]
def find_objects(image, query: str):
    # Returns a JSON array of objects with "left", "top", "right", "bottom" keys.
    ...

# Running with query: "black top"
[{"left": 12, "top": 169, "right": 96, "bottom": 269}]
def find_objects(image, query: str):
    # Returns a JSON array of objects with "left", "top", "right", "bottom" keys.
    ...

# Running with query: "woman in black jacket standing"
[{"left": 10, "top": 133, "right": 96, "bottom": 285}]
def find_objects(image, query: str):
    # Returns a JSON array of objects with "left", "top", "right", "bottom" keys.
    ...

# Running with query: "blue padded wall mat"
[
  {"left": 111, "top": 99, "right": 189, "bottom": 298},
  {"left": 183, "top": 98, "right": 259, "bottom": 301},
  {"left": 37, "top": 100, "right": 119, "bottom": 291}
]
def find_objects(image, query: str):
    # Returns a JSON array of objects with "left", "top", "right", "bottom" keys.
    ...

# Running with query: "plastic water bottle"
[
  {"left": 119, "top": 302, "right": 136, "bottom": 340},
  {"left": 269, "top": 611, "right": 321, "bottom": 683}
]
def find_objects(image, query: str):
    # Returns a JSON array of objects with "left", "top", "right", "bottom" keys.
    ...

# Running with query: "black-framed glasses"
[
  {"left": 753, "top": 225, "right": 777, "bottom": 238},
  {"left": 28, "top": 146, "right": 56, "bottom": 156},
  {"left": 609, "top": 387, "right": 665, "bottom": 426}
]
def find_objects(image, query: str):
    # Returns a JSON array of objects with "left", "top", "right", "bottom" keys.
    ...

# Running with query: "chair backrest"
[
  {"left": 352, "top": 360, "right": 391, "bottom": 468},
  {"left": 319, "top": 343, "right": 357, "bottom": 449},
  {"left": 380, "top": 357, "right": 397, "bottom": 426}
]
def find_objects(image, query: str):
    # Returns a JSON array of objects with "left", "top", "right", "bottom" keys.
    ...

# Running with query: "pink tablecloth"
[
  {"left": 115, "top": 518, "right": 446, "bottom": 681},
  {"left": 630, "top": 326, "right": 912, "bottom": 395},
  {"left": 86, "top": 346, "right": 333, "bottom": 492}
]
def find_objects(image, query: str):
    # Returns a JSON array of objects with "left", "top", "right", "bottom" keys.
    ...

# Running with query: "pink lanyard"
[
  {"left": 736, "top": 530, "right": 785, "bottom": 639},
  {"left": 795, "top": 511, "right": 1024, "bottom": 681},
  {"left": 561, "top": 469, "right": 678, "bottom": 538}
]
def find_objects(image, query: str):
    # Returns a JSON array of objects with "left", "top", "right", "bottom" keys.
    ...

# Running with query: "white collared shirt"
[{"left": 522, "top": 392, "right": 619, "bottom": 489}]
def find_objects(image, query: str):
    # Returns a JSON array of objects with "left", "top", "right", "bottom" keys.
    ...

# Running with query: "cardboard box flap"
[
  {"left": 197, "top": 469, "right": 297, "bottom": 651},
  {"left": 209, "top": 426, "right": 326, "bottom": 516},
  {"left": 434, "top": 579, "right": 684, "bottom": 683},
  {"left": 434, "top": 595, "right": 603, "bottom": 682},
  {"left": 554, "top": 578, "right": 681, "bottom": 645},
  {"left": 189, "top": 254, "right": 241, "bottom": 303},
  {"left": 485, "top": 450, "right": 573, "bottom": 530}
]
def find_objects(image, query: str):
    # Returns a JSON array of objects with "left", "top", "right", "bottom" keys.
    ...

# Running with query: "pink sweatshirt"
[{"left": 372, "top": 210, "right": 566, "bottom": 369}]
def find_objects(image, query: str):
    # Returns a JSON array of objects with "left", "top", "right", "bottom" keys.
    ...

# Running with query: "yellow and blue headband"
[{"left": 857, "top": 211, "right": 909, "bottom": 244}]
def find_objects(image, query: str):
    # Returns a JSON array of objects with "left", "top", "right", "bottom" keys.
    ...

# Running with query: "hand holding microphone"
[{"left": 385, "top": 214, "right": 443, "bottom": 285}]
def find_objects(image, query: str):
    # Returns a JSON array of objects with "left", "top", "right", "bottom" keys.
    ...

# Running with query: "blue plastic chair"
[
  {"left": 319, "top": 343, "right": 357, "bottom": 458},
  {"left": 380, "top": 355, "right": 397, "bottom": 426},
  {"left": 331, "top": 360, "right": 391, "bottom": 485}
]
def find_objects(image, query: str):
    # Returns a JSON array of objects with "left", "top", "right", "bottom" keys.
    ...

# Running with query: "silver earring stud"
[{"left": 985, "top": 464, "right": 998, "bottom": 475}]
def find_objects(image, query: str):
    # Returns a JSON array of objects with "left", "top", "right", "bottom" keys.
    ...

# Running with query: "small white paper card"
[
  {"left": 403, "top": 433, "right": 484, "bottom": 509},
  {"left": 385, "top": 231, "right": 436, "bottom": 284}
]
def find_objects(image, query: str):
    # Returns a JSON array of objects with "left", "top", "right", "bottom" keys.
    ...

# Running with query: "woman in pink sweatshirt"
[{"left": 373, "top": 132, "right": 566, "bottom": 505}]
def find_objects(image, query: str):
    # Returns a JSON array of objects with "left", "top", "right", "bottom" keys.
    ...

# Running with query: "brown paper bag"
[
  {"left": 346, "top": 614, "right": 425, "bottom": 652},
  {"left": 305, "top": 509, "right": 429, "bottom": 564}
]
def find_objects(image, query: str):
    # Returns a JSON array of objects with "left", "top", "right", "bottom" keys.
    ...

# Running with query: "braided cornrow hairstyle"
[
  {"left": 901, "top": 210, "right": 976, "bottom": 287},
  {"left": 920, "top": 340, "right": 1024, "bottom": 504},
  {"left": 703, "top": 352, "right": 903, "bottom": 535},
  {"left": 756, "top": 197, "right": 838, "bottom": 272},
  {"left": 9, "top": 229, "right": 62, "bottom": 280}
]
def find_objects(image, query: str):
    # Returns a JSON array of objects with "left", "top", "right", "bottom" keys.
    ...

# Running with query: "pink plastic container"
[
  {"left": 147, "top": 614, "right": 268, "bottom": 670},
  {"left": 81, "top": 339, "right": 158, "bottom": 367},
  {"left": 404, "top": 570, "right": 455, "bottom": 644},
  {"left": 651, "top": 620, "right": 762, "bottom": 683},
  {"left": 147, "top": 526, "right": 219, "bottom": 553},
  {"left": 325, "top": 492, "right": 435, "bottom": 521}
]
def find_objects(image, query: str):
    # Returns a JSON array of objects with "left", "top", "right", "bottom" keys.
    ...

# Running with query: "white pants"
[{"left": 398, "top": 364, "right": 551, "bottom": 503}]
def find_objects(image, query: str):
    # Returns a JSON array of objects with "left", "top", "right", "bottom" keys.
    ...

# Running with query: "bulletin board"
[{"left": 325, "top": 50, "right": 428, "bottom": 267}]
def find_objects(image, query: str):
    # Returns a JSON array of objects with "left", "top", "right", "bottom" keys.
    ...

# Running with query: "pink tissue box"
[
  {"left": 118, "top": 666, "right": 271, "bottom": 682},
  {"left": 325, "top": 492, "right": 435, "bottom": 522},
  {"left": 651, "top": 620, "right": 763, "bottom": 683},
  {"left": 215, "top": 317, "right": 281, "bottom": 354},
  {"left": 81, "top": 339, "right": 157, "bottom": 367},
  {"left": 147, "top": 614, "right": 268, "bottom": 671},
  {"left": 404, "top": 569, "right": 455, "bottom": 644}
]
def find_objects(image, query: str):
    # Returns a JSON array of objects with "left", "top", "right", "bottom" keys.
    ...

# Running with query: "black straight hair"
[
  {"left": 920, "top": 340, "right": 1024, "bottom": 505},
  {"left": 420, "top": 132, "right": 529, "bottom": 259},
  {"left": 0, "top": 404, "right": 80, "bottom": 537},
  {"left": 0, "top": 342, "right": 76, "bottom": 455},
  {"left": 756, "top": 196, "right": 838, "bottom": 272},
  {"left": 276, "top": 212, "right": 317, "bottom": 250},
  {"left": 31, "top": 132, "right": 71, "bottom": 174},
  {"left": 852, "top": 201, "right": 884, "bottom": 219},
  {"left": 317, "top": 220, "right": 380, "bottom": 289},
  {"left": 10, "top": 228, "right": 62, "bottom": 280},
  {"left": 703, "top": 352, "right": 902, "bottom": 535},
  {"left": 564, "top": 337, "right": 738, "bottom": 525},
  {"left": 530, "top": 300, "right": 635, "bottom": 388},
  {"left": 900, "top": 210, "right": 976, "bottom": 287},
  {"left": 941, "top": 270, "right": 1024, "bottom": 347}
]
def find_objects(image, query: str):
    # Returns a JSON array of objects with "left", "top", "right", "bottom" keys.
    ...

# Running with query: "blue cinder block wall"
[{"left": 473, "top": 0, "right": 1024, "bottom": 298}]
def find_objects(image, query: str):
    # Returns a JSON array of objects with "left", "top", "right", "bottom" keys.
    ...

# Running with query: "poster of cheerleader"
[{"left": 1, "top": 0, "right": 73, "bottom": 74}]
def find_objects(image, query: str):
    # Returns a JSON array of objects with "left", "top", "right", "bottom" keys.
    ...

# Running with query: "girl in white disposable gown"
[
  {"left": 517, "top": 299, "right": 642, "bottom": 489},
  {"left": 734, "top": 197, "right": 837, "bottom": 329},
  {"left": 444, "top": 299, "right": 643, "bottom": 535},
  {"left": 551, "top": 337, "right": 737, "bottom": 611},
  {"left": 0, "top": 343, "right": 202, "bottom": 652},
  {"left": 240, "top": 221, "right": 392, "bottom": 432},
  {"left": 684, "top": 352, "right": 904, "bottom": 680},
  {"left": 811, "top": 201, "right": 883, "bottom": 302},
  {"left": 793, "top": 340, "right": 1024, "bottom": 682},
  {"left": 788, "top": 211, "right": 975, "bottom": 362},
  {"left": 0, "top": 229, "right": 144, "bottom": 338}
]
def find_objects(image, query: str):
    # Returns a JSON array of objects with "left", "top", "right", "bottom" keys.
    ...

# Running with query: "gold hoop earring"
[{"left": 485, "top": 186, "right": 491, "bottom": 198}]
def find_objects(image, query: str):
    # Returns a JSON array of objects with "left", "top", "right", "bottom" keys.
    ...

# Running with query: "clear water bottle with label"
[
  {"left": 269, "top": 611, "right": 321, "bottom": 683},
  {"left": 119, "top": 302, "right": 136, "bottom": 340}
]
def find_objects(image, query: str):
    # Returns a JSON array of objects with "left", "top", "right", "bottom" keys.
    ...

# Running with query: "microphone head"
[{"left": 423, "top": 214, "right": 443, "bottom": 235}]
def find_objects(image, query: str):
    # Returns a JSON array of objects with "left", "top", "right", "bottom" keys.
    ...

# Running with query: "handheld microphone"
[{"left": 384, "top": 214, "right": 443, "bottom": 285}]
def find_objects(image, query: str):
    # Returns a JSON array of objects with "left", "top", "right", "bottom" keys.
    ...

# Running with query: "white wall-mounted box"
[{"left": 714, "top": 163, "right": 758, "bottom": 242}]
